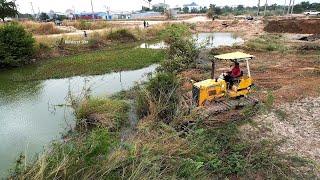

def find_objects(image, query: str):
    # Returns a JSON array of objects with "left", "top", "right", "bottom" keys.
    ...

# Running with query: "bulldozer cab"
[{"left": 193, "top": 52, "right": 255, "bottom": 107}]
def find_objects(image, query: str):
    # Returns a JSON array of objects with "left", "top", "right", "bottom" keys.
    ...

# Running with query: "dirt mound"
[{"left": 264, "top": 19, "right": 320, "bottom": 34}]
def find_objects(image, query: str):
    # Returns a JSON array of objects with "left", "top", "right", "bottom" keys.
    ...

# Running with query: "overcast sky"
[{"left": 15, "top": 0, "right": 319, "bottom": 14}]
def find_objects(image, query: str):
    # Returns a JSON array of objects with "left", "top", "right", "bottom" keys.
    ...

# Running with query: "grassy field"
[{"left": 1, "top": 45, "right": 165, "bottom": 81}]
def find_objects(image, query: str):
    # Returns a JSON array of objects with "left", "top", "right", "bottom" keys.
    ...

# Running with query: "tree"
[
  {"left": 0, "top": 23, "right": 35, "bottom": 67},
  {"left": 148, "top": 0, "right": 152, "bottom": 9},
  {"left": 183, "top": 7, "right": 189, "bottom": 13},
  {"left": 39, "top": 12, "right": 49, "bottom": 21},
  {"left": 0, "top": 0, "right": 18, "bottom": 21}
]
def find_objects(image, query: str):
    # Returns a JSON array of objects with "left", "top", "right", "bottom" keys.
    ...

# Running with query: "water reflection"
[
  {"left": 0, "top": 64, "right": 157, "bottom": 177},
  {"left": 139, "top": 32, "right": 244, "bottom": 49}
]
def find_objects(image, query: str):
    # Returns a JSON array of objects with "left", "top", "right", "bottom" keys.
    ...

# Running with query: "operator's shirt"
[{"left": 230, "top": 67, "right": 241, "bottom": 78}]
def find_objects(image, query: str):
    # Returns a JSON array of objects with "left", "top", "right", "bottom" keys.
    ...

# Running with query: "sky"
[{"left": 15, "top": 0, "right": 319, "bottom": 14}]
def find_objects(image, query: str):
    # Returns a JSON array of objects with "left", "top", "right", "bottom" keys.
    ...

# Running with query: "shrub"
[
  {"left": 136, "top": 72, "right": 180, "bottom": 123},
  {"left": 158, "top": 24, "right": 199, "bottom": 73},
  {"left": 0, "top": 23, "right": 35, "bottom": 67},
  {"left": 107, "top": 29, "right": 136, "bottom": 42},
  {"left": 78, "top": 20, "right": 92, "bottom": 30},
  {"left": 76, "top": 98, "right": 129, "bottom": 131},
  {"left": 12, "top": 128, "right": 119, "bottom": 179},
  {"left": 160, "top": 23, "right": 191, "bottom": 43},
  {"left": 35, "top": 42, "right": 52, "bottom": 58}
]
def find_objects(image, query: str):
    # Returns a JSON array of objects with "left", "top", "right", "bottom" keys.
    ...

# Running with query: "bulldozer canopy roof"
[{"left": 214, "top": 52, "right": 254, "bottom": 61}]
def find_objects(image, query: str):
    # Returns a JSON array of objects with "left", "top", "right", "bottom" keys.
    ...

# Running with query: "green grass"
[
  {"left": 246, "top": 34, "right": 288, "bottom": 52},
  {"left": 1, "top": 45, "right": 165, "bottom": 81},
  {"left": 76, "top": 98, "right": 130, "bottom": 131}
]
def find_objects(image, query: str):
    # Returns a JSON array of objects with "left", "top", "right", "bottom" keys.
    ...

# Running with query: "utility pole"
[
  {"left": 290, "top": 0, "right": 295, "bottom": 15},
  {"left": 257, "top": 0, "right": 261, "bottom": 16},
  {"left": 30, "top": 2, "right": 36, "bottom": 19},
  {"left": 287, "top": 0, "right": 292, "bottom": 15},
  {"left": 73, "top": 6, "right": 76, "bottom": 20},
  {"left": 90, "top": 0, "right": 95, "bottom": 20},
  {"left": 283, "top": 0, "right": 287, "bottom": 15},
  {"left": 264, "top": 0, "right": 268, "bottom": 16}
]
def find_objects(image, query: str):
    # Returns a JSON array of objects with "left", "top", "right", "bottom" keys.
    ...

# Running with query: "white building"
[{"left": 183, "top": 2, "right": 200, "bottom": 12}]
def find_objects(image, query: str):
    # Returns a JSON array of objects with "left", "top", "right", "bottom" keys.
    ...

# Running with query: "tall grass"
[
  {"left": 76, "top": 98, "right": 130, "bottom": 131},
  {"left": 20, "top": 21, "right": 67, "bottom": 35},
  {"left": 63, "top": 20, "right": 112, "bottom": 30},
  {"left": 246, "top": 34, "right": 288, "bottom": 52}
]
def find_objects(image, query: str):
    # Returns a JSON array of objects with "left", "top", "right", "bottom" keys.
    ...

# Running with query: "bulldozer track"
[
  {"left": 181, "top": 93, "right": 259, "bottom": 115},
  {"left": 177, "top": 96, "right": 260, "bottom": 134},
  {"left": 205, "top": 96, "right": 259, "bottom": 115}
]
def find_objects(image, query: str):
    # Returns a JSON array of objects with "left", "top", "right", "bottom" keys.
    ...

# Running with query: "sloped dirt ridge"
[{"left": 265, "top": 19, "right": 320, "bottom": 34}]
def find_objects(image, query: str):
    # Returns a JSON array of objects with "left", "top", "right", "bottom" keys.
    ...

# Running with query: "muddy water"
[
  {"left": 140, "top": 32, "right": 244, "bottom": 49},
  {"left": 0, "top": 64, "right": 157, "bottom": 176}
]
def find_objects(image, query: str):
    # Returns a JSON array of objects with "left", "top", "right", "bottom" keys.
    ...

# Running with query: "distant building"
[
  {"left": 110, "top": 11, "right": 132, "bottom": 20},
  {"left": 79, "top": 12, "right": 108, "bottom": 20},
  {"left": 152, "top": 3, "right": 169, "bottom": 11},
  {"left": 131, "top": 11, "right": 161, "bottom": 19},
  {"left": 183, "top": 2, "right": 200, "bottom": 12}
]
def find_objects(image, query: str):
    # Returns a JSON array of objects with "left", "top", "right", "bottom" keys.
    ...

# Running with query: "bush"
[
  {"left": 107, "top": 29, "right": 137, "bottom": 42},
  {"left": 158, "top": 24, "right": 199, "bottom": 73},
  {"left": 76, "top": 98, "right": 129, "bottom": 131},
  {"left": 0, "top": 23, "right": 35, "bottom": 67},
  {"left": 160, "top": 24, "right": 191, "bottom": 43},
  {"left": 78, "top": 20, "right": 92, "bottom": 30},
  {"left": 136, "top": 72, "right": 180, "bottom": 123},
  {"left": 12, "top": 128, "right": 119, "bottom": 179}
]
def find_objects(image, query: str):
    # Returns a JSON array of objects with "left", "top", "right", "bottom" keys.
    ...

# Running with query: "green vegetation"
[
  {"left": 136, "top": 72, "right": 179, "bottom": 122},
  {"left": 13, "top": 128, "right": 121, "bottom": 179},
  {"left": 202, "top": 2, "right": 320, "bottom": 16},
  {"left": 76, "top": 98, "right": 129, "bottom": 131},
  {"left": 107, "top": 29, "right": 137, "bottom": 42},
  {"left": 0, "top": 0, "right": 18, "bottom": 21},
  {"left": 158, "top": 24, "right": 199, "bottom": 73},
  {"left": 0, "top": 23, "right": 35, "bottom": 67},
  {"left": 2, "top": 46, "right": 165, "bottom": 81},
  {"left": 246, "top": 35, "right": 288, "bottom": 52}
]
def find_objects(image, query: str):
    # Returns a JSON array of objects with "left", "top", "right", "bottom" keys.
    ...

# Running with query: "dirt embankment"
[{"left": 265, "top": 19, "right": 320, "bottom": 34}]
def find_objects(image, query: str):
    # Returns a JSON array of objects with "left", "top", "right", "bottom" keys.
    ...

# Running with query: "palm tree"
[{"left": 148, "top": 0, "right": 152, "bottom": 9}]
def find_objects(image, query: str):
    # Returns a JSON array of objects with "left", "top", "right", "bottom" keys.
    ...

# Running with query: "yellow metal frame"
[{"left": 193, "top": 52, "right": 255, "bottom": 107}]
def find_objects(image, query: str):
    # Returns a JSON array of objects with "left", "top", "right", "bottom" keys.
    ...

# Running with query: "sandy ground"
[{"left": 241, "top": 97, "right": 320, "bottom": 164}]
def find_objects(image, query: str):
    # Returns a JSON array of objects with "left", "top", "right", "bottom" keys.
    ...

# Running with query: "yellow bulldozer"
[{"left": 192, "top": 52, "right": 258, "bottom": 113}]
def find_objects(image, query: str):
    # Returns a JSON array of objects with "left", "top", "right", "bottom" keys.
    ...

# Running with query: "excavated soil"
[{"left": 265, "top": 19, "right": 320, "bottom": 34}]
